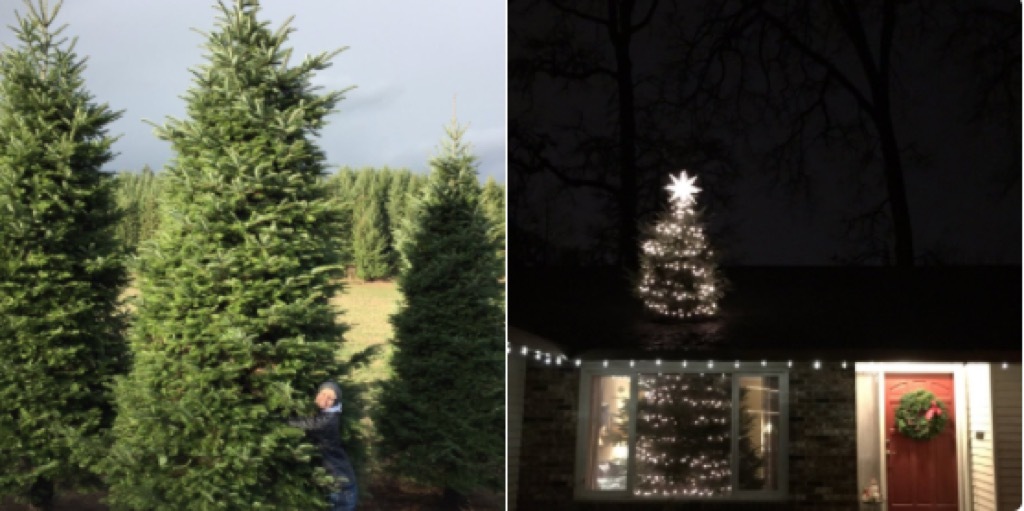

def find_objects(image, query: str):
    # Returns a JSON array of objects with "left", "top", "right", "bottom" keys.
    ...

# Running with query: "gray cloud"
[{"left": 0, "top": 1, "right": 504, "bottom": 183}]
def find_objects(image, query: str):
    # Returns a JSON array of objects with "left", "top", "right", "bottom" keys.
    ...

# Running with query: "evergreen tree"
[
  {"left": 103, "top": 2, "right": 351, "bottom": 509},
  {"left": 0, "top": 1, "right": 127, "bottom": 507},
  {"left": 479, "top": 177, "right": 505, "bottom": 264},
  {"left": 386, "top": 169, "right": 412, "bottom": 233},
  {"left": 352, "top": 187, "right": 391, "bottom": 281},
  {"left": 370, "top": 169, "right": 396, "bottom": 272},
  {"left": 327, "top": 166, "right": 358, "bottom": 270},
  {"left": 113, "top": 166, "right": 161, "bottom": 253},
  {"left": 376, "top": 123, "right": 503, "bottom": 509},
  {"left": 636, "top": 170, "right": 724, "bottom": 320},
  {"left": 351, "top": 166, "right": 376, "bottom": 200},
  {"left": 635, "top": 373, "right": 733, "bottom": 497}
]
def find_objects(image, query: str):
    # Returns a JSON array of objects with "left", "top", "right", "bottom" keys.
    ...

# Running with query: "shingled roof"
[{"left": 508, "top": 265, "right": 1021, "bottom": 363}]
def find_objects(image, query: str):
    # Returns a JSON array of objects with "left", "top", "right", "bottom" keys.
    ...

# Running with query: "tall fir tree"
[
  {"left": 376, "top": 122, "right": 504, "bottom": 509},
  {"left": 113, "top": 166, "right": 161, "bottom": 253},
  {"left": 103, "top": 2, "right": 352, "bottom": 509},
  {"left": 386, "top": 169, "right": 412, "bottom": 236},
  {"left": 479, "top": 176, "right": 505, "bottom": 266},
  {"left": 0, "top": 1, "right": 127, "bottom": 507},
  {"left": 327, "top": 167, "right": 358, "bottom": 269},
  {"left": 636, "top": 170, "right": 725, "bottom": 320},
  {"left": 352, "top": 186, "right": 392, "bottom": 281}
]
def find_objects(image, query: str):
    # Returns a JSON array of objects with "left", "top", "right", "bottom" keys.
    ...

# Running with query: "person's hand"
[{"left": 315, "top": 388, "right": 336, "bottom": 410}]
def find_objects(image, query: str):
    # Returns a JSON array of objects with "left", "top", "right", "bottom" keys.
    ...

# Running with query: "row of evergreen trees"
[
  {"left": 0, "top": 1, "right": 504, "bottom": 510},
  {"left": 114, "top": 166, "right": 505, "bottom": 281}
]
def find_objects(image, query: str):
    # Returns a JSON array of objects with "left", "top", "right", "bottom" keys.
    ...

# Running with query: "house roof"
[{"left": 508, "top": 265, "right": 1022, "bottom": 363}]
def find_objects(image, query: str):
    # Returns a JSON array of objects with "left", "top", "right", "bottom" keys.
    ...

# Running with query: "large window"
[{"left": 576, "top": 362, "right": 788, "bottom": 500}]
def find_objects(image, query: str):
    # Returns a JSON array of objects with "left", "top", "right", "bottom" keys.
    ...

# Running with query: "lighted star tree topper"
[{"left": 636, "top": 170, "right": 724, "bottom": 319}]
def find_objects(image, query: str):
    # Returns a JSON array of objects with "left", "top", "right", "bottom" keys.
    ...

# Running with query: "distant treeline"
[{"left": 113, "top": 165, "right": 505, "bottom": 280}]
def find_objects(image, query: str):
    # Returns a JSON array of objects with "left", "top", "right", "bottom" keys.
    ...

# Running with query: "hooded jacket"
[{"left": 289, "top": 381, "right": 357, "bottom": 489}]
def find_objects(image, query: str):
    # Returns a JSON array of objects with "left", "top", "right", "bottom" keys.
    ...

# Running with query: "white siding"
[
  {"left": 855, "top": 371, "right": 882, "bottom": 509},
  {"left": 967, "top": 363, "right": 996, "bottom": 511},
  {"left": 991, "top": 363, "right": 1022, "bottom": 511}
]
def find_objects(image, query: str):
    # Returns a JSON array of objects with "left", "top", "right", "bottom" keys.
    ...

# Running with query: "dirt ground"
[{"left": 0, "top": 483, "right": 504, "bottom": 511}]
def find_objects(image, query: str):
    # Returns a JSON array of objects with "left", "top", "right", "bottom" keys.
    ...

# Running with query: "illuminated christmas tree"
[
  {"left": 635, "top": 374, "right": 732, "bottom": 497},
  {"left": 636, "top": 170, "right": 724, "bottom": 319}
]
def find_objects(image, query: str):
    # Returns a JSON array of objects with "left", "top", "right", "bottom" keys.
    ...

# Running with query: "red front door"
[{"left": 884, "top": 373, "right": 958, "bottom": 511}]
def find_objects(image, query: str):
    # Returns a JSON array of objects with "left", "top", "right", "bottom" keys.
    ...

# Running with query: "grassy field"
[{"left": 333, "top": 278, "right": 401, "bottom": 387}]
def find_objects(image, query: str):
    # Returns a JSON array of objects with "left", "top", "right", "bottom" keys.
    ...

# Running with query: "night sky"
[{"left": 508, "top": 0, "right": 1021, "bottom": 267}]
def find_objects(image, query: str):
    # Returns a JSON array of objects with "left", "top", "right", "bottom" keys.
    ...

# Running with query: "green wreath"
[{"left": 895, "top": 390, "right": 949, "bottom": 440}]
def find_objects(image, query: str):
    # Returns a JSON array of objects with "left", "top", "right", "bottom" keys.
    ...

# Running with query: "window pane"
[
  {"left": 585, "top": 375, "right": 632, "bottom": 491},
  {"left": 738, "top": 375, "right": 780, "bottom": 491},
  {"left": 636, "top": 373, "right": 733, "bottom": 497}
]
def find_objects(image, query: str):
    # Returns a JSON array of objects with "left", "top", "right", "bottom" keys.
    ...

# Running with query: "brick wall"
[
  {"left": 516, "top": 363, "right": 580, "bottom": 510},
  {"left": 516, "top": 363, "right": 859, "bottom": 511},
  {"left": 787, "top": 365, "right": 858, "bottom": 510}
]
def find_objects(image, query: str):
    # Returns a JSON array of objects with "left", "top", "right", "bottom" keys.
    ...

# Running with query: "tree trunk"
[
  {"left": 876, "top": 114, "right": 914, "bottom": 266},
  {"left": 870, "top": 0, "right": 914, "bottom": 266},
  {"left": 611, "top": 0, "right": 640, "bottom": 272}
]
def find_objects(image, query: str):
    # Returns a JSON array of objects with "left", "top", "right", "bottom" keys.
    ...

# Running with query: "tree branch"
[
  {"left": 550, "top": 1, "right": 609, "bottom": 26},
  {"left": 756, "top": 4, "right": 875, "bottom": 113},
  {"left": 631, "top": 0, "right": 660, "bottom": 34}
]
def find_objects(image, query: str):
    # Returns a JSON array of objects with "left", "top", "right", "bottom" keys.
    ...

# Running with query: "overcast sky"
[{"left": 0, "top": 0, "right": 506, "bottom": 182}]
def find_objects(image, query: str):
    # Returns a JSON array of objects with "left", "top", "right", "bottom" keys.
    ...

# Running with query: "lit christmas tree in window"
[
  {"left": 634, "top": 374, "right": 766, "bottom": 498},
  {"left": 636, "top": 170, "right": 724, "bottom": 319},
  {"left": 635, "top": 373, "right": 733, "bottom": 497}
]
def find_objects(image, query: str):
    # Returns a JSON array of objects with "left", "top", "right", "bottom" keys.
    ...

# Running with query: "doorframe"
[{"left": 855, "top": 362, "right": 970, "bottom": 511}]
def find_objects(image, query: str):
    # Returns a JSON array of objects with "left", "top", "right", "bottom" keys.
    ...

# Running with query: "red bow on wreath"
[{"left": 924, "top": 401, "right": 943, "bottom": 420}]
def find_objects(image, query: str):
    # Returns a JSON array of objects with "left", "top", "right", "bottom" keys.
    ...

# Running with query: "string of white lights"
[{"left": 505, "top": 342, "right": 1012, "bottom": 370}]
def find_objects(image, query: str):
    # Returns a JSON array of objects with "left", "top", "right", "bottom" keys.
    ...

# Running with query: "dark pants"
[{"left": 328, "top": 483, "right": 357, "bottom": 511}]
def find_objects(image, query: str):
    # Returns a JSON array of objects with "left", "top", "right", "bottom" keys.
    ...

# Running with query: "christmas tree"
[
  {"left": 636, "top": 170, "right": 724, "bottom": 319},
  {"left": 103, "top": 2, "right": 350, "bottom": 509},
  {"left": 635, "top": 374, "right": 733, "bottom": 497},
  {"left": 0, "top": 1, "right": 127, "bottom": 507},
  {"left": 352, "top": 175, "right": 393, "bottom": 280},
  {"left": 375, "top": 122, "right": 504, "bottom": 510}
]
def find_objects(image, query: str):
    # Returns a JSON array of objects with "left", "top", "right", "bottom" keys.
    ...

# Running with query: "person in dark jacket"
[{"left": 289, "top": 381, "right": 358, "bottom": 511}]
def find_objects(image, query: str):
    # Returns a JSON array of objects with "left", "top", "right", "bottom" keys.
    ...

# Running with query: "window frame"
[{"left": 574, "top": 360, "right": 790, "bottom": 501}]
